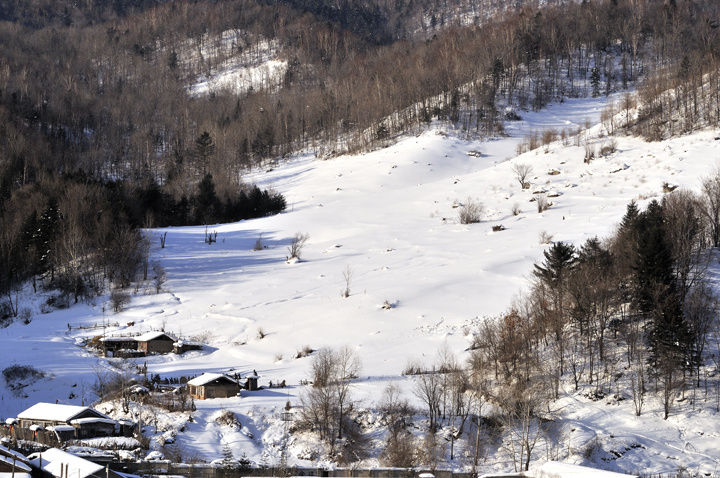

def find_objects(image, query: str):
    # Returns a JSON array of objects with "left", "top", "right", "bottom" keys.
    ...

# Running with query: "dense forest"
[{"left": 2, "top": 0, "right": 720, "bottom": 311}]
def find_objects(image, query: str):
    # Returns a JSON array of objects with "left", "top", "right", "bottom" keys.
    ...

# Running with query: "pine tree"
[
  {"left": 195, "top": 173, "right": 219, "bottom": 224},
  {"left": 533, "top": 241, "right": 576, "bottom": 288},
  {"left": 633, "top": 200, "right": 693, "bottom": 371},
  {"left": 221, "top": 443, "right": 238, "bottom": 470}
]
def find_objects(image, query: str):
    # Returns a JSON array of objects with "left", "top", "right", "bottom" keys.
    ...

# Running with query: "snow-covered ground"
[
  {"left": 187, "top": 39, "right": 286, "bottom": 96},
  {"left": 2, "top": 94, "right": 720, "bottom": 475}
]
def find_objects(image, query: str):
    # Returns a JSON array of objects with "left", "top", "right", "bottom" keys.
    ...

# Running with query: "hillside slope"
[{"left": 2, "top": 94, "right": 720, "bottom": 475}]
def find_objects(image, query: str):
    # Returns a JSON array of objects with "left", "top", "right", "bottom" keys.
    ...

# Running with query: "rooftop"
[{"left": 17, "top": 403, "right": 110, "bottom": 423}]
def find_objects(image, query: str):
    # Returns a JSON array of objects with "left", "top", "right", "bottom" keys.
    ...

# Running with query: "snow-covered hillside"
[{"left": 2, "top": 95, "right": 720, "bottom": 475}]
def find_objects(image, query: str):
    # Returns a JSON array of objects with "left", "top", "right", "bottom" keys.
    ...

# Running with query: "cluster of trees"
[
  {"left": 298, "top": 347, "right": 363, "bottom": 461},
  {"left": 383, "top": 183, "right": 720, "bottom": 471},
  {"left": 469, "top": 178, "right": 720, "bottom": 433},
  {"left": 0, "top": 175, "right": 149, "bottom": 315}
]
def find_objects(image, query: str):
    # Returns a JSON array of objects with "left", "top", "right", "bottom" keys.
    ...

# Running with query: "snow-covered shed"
[
  {"left": 135, "top": 331, "right": 177, "bottom": 354},
  {"left": 187, "top": 373, "right": 239, "bottom": 399}
]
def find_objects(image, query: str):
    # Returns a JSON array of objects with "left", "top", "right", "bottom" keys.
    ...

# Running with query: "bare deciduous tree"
[
  {"left": 512, "top": 163, "right": 533, "bottom": 189},
  {"left": 341, "top": 265, "right": 352, "bottom": 298}
]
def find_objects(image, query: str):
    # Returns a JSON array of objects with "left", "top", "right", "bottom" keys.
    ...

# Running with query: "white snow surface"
[
  {"left": 29, "top": 448, "right": 104, "bottom": 478},
  {"left": 528, "top": 461, "right": 638, "bottom": 478},
  {"left": 188, "top": 39, "right": 287, "bottom": 97},
  {"left": 187, "top": 373, "right": 235, "bottom": 386},
  {"left": 2, "top": 94, "right": 720, "bottom": 475}
]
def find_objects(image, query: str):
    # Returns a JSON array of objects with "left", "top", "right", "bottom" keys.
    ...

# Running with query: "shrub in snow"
[
  {"left": 536, "top": 194, "right": 551, "bottom": 213},
  {"left": 215, "top": 410, "right": 241, "bottom": 428},
  {"left": 458, "top": 198, "right": 484, "bottom": 224},
  {"left": 287, "top": 232, "right": 309, "bottom": 261},
  {"left": 538, "top": 231, "right": 554, "bottom": 244},
  {"left": 295, "top": 345, "right": 314, "bottom": 358},
  {"left": 512, "top": 203, "right": 522, "bottom": 216},
  {"left": 2, "top": 364, "right": 45, "bottom": 385},
  {"left": 253, "top": 235, "right": 264, "bottom": 251},
  {"left": 584, "top": 142, "right": 595, "bottom": 163},
  {"left": 600, "top": 138, "right": 618, "bottom": 157}
]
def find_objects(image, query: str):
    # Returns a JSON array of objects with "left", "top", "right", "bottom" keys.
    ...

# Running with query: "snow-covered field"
[{"left": 2, "top": 95, "right": 720, "bottom": 475}]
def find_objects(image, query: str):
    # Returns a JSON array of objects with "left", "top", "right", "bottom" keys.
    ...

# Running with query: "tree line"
[{"left": 3, "top": 0, "right": 720, "bottom": 312}]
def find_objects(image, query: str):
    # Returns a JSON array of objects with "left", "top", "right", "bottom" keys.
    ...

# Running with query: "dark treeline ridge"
[{"left": 2, "top": 0, "right": 720, "bottom": 307}]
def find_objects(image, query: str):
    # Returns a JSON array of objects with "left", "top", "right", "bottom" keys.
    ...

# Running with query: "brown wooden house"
[
  {"left": 187, "top": 373, "right": 239, "bottom": 400},
  {"left": 135, "top": 331, "right": 177, "bottom": 354}
]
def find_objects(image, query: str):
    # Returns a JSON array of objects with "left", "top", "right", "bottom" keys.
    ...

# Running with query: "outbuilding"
[{"left": 187, "top": 373, "right": 239, "bottom": 400}]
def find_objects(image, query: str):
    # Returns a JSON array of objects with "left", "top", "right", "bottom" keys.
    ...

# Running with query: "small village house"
[
  {"left": 187, "top": 373, "right": 239, "bottom": 400},
  {"left": 135, "top": 331, "right": 177, "bottom": 354},
  {"left": 100, "top": 331, "right": 198, "bottom": 357},
  {"left": 15, "top": 403, "right": 133, "bottom": 441}
]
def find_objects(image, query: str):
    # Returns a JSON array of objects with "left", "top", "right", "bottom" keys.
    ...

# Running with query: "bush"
[
  {"left": 584, "top": 142, "right": 595, "bottom": 163},
  {"left": 3, "top": 364, "right": 45, "bottom": 384},
  {"left": 492, "top": 224, "right": 506, "bottom": 232},
  {"left": 539, "top": 230, "right": 554, "bottom": 244},
  {"left": 458, "top": 198, "right": 484, "bottom": 224},
  {"left": 287, "top": 233, "right": 309, "bottom": 261},
  {"left": 215, "top": 410, "right": 241, "bottom": 428},
  {"left": 537, "top": 195, "right": 551, "bottom": 213},
  {"left": 295, "top": 345, "right": 314, "bottom": 359},
  {"left": 511, "top": 203, "right": 521, "bottom": 216},
  {"left": 599, "top": 138, "right": 618, "bottom": 157}
]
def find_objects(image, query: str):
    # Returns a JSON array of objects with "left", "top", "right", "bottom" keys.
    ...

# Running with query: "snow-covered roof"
[
  {"left": 69, "top": 418, "right": 117, "bottom": 426},
  {"left": 29, "top": 448, "right": 104, "bottom": 478},
  {"left": 17, "top": 403, "right": 110, "bottom": 423},
  {"left": 530, "top": 462, "right": 638, "bottom": 478},
  {"left": 47, "top": 425, "right": 75, "bottom": 432},
  {"left": 134, "top": 331, "right": 177, "bottom": 342},
  {"left": 4, "top": 419, "right": 15, "bottom": 425},
  {"left": 0, "top": 445, "right": 30, "bottom": 464},
  {"left": 187, "top": 373, "right": 236, "bottom": 386},
  {"left": 0, "top": 455, "right": 31, "bottom": 472}
]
